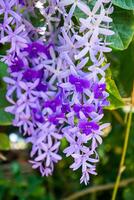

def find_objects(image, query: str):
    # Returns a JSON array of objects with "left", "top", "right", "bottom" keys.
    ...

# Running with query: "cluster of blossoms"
[{"left": 0, "top": 0, "right": 114, "bottom": 184}]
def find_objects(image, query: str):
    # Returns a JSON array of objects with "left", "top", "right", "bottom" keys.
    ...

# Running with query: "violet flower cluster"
[{"left": 0, "top": 0, "right": 114, "bottom": 184}]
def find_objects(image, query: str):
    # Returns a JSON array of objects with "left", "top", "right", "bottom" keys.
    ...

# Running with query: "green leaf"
[
  {"left": 107, "top": 40, "right": 134, "bottom": 96},
  {"left": 0, "top": 62, "right": 8, "bottom": 79},
  {"left": 0, "top": 133, "right": 10, "bottom": 150},
  {"left": 0, "top": 108, "right": 13, "bottom": 126},
  {"left": 123, "top": 186, "right": 134, "bottom": 200},
  {"left": 0, "top": 89, "right": 13, "bottom": 126},
  {"left": 112, "top": 0, "right": 134, "bottom": 10},
  {"left": 105, "top": 69, "right": 124, "bottom": 110},
  {"left": 107, "top": 7, "right": 134, "bottom": 50},
  {"left": 0, "top": 62, "right": 13, "bottom": 125},
  {"left": 0, "top": 62, "right": 8, "bottom": 88},
  {"left": 118, "top": 41, "right": 134, "bottom": 96},
  {"left": 0, "top": 89, "right": 10, "bottom": 108}
]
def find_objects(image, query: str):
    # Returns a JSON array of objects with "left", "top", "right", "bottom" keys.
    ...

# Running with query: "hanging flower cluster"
[{"left": 0, "top": 0, "right": 114, "bottom": 184}]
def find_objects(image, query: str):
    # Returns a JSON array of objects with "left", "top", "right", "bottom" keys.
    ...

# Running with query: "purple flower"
[
  {"left": 23, "top": 42, "right": 52, "bottom": 58},
  {"left": 0, "top": 25, "right": 28, "bottom": 54},
  {"left": 36, "top": 82, "right": 48, "bottom": 92},
  {"left": 0, "top": 0, "right": 21, "bottom": 22},
  {"left": 32, "top": 108, "right": 44, "bottom": 123},
  {"left": 10, "top": 57, "right": 24, "bottom": 72},
  {"left": 44, "top": 95, "right": 62, "bottom": 112},
  {"left": 69, "top": 74, "right": 90, "bottom": 93},
  {"left": 73, "top": 104, "right": 95, "bottom": 118},
  {"left": 1, "top": 0, "right": 114, "bottom": 185},
  {"left": 94, "top": 83, "right": 106, "bottom": 99},
  {"left": 48, "top": 113, "right": 65, "bottom": 125},
  {"left": 79, "top": 121, "right": 99, "bottom": 135},
  {"left": 27, "top": 123, "right": 62, "bottom": 176},
  {"left": 19, "top": 0, "right": 25, "bottom": 5},
  {"left": 61, "top": 103, "right": 70, "bottom": 113},
  {"left": 23, "top": 69, "right": 44, "bottom": 81}
]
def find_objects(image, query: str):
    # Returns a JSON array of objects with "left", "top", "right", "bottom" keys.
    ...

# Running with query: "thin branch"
[
  {"left": 124, "top": 113, "right": 129, "bottom": 125},
  {"left": 63, "top": 178, "right": 134, "bottom": 200},
  {"left": 132, "top": 82, "right": 134, "bottom": 106},
  {"left": 111, "top": 86, "right": 134, "bottom": 200}
]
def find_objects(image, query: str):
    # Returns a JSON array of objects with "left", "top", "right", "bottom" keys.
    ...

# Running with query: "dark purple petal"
[
  {"left": 81, "top": 105, "right": 95, "bottom": 117},
  {"left": 79, "top": 121, "right": 99, "bottom": 135},
  {"left": 10, "top": 57, "right": 24, "bottom": 72},
  {"left": 69, "top": 75, "right": 90, "bottom": 93},
  {"left": 48, "top": 113, "right": 65, "bottom": 125},
  {"left": 73, "top": 104, "right": 81, "bottom": 113},
  {"left": 32, "top": 108, "right": 44, "bottom": 123},
  {"left": 44, "top": 95, "right": 62, "bottom": 112},
  {"left": 23, "top": 42, "right": 52, "bottom": 58},
  {"left": 98, "top": 106, "right": 103, "bottom": 114},
  {"left": 61, "top": 103, "right": 70, "bottom": 113},
  {"left": 36, "top": 82, "right": 48, "bottom": 92},
  {"left": 69, "top": 75, "right": 83, "bottom": 93},
  {"left": 69, "top": 74, "right": 77, "bottom": 84},
  {"left": 75, "top": 85, "right": 84, "bottom": 93},
  {"left": 94, "top": 83, "right": 106, "bottom": 99},
  {"left": 73, "top": 104, "right": 95, "bottom": 118},
  {"left": 19, "top": 0, "right": 25, "bottom": 5},
  {"left": 23, "top": 69, "right": 44, "bottom": 81},
  {"left": 81, "top": 79, "right": 90, "bottom": 88},
  {"left": 82, "top": 105, "right": 95, "bottom": 113}
]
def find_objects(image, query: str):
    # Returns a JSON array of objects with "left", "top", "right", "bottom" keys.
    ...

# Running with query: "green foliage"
[
  {"left": 0, "top": 133, "right": 10, "bottom": 150},
  {"left": 107, "top": 7, "right": 134, "bottom": 50},
  {"left": 0, "top": 89, "right": 13, "bottom": 126},
  {"left": 106, "top": 69, "right": 124, "bottom": 110},
  {"left": 0, "top": 62, "right": 8, "bottom": 88},
  {"left": 123, "top": 186, "right": 134, "bottom": 200},
  {"left": 107, "top": 40, "right": 134, "bottom": 97},
  {"left": 0, "top": 108, "right": 13, "bottom": 126},
  {"left": 0, "top": 163, "right": 47, "bottom": 200},
  {"left": 112, "top": 0, "right": 134, "bottom": 10},
  {"left": 117, "top": 42, "right": 134, "bottom": 95},
  {"left": 0, "top": 62, "right": 13, "bottom": 125}
]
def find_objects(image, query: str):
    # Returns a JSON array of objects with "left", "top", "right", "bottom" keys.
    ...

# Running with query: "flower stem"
[{"left": 111, "top": 107, "right": 133, "bottom": 200}]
